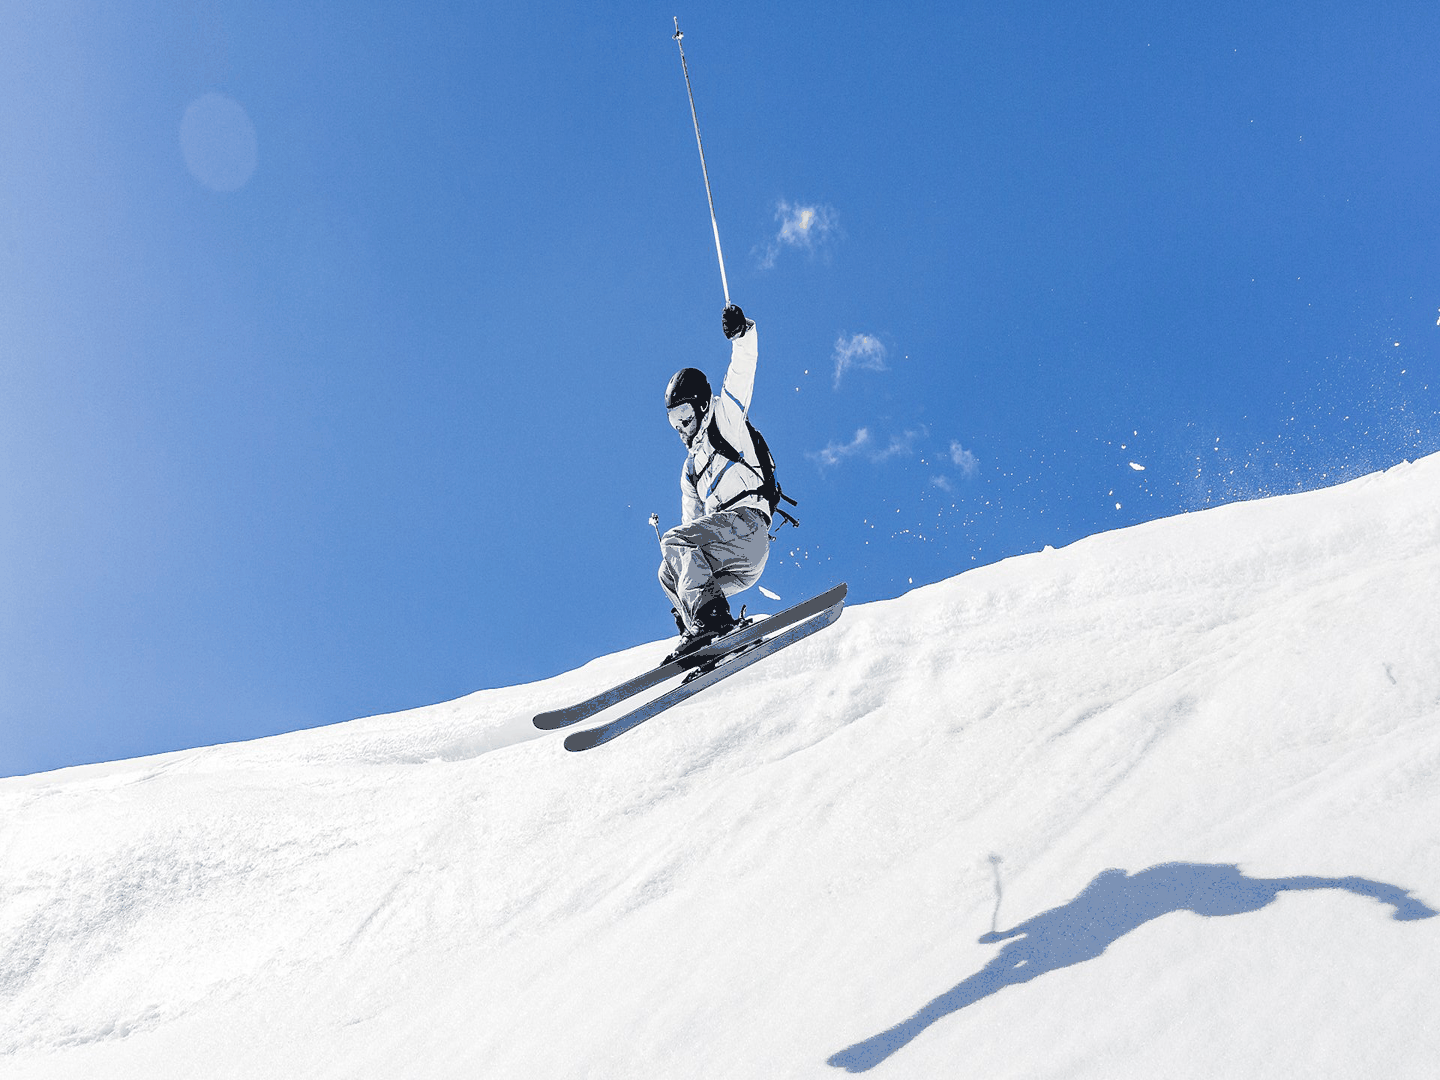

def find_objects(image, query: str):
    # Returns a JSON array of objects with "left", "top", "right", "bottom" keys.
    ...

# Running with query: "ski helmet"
[{"left": 664, "top": 367, "right": 711, "bottom": 412}]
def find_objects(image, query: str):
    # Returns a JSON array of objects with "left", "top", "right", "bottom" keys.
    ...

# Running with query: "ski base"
[
  {"left": 563, "top": 599, "right": 844, "bottom": 752},
  {"left": 533, "top": 583, "right": 847, "bottom": 731}
]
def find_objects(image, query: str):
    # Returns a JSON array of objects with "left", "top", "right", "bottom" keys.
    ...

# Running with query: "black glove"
[{"left": 722, "top": 303, "right": 748, "bottom": 340}]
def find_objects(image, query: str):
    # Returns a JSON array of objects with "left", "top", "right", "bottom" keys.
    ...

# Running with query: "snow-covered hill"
[{"left": 3, "top": 455, "right": 1439, "bottom": 1078}]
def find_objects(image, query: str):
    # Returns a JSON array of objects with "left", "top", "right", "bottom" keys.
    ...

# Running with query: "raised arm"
[{"left": 718, "top": 303, "right": 758, "bottom": 420}]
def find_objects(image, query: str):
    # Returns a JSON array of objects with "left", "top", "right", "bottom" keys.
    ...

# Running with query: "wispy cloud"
[
  {"left": 808, "top": 426, "right": 926, "bottom": 470},
  {"left": 949, "top": 441, "right": 980, "bottom": 479},
  {"left": 878, "top": 428, "right": 924, "bottom": 461},
  {"left": 758, "top": 200, "right": 839, "bottom": 269},
  {"left": 928, "top": 442, "right": 981, "bottom": 491},
  {"left": 832, "top": 333, "right": 888, "bottom": 389},
  {"left": 809, "top": 428, "right": 872, "bottom": 468}
]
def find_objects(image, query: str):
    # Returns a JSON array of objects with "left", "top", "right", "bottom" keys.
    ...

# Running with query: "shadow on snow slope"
[{"left": 828, "top": 861, "right": 1437, "bottom": 1073}]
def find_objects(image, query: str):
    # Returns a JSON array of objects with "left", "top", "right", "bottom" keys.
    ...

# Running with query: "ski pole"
[
  {"left": 672, "top": 18, "right": 730, "bottom": 306},
  {"left": 649, "top": 513, "right": 663, "bottom": 545}
]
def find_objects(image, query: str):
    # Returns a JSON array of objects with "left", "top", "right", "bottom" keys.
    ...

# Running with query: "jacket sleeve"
[{"left": 718, "top": 319, "right": 758, "bottom": 422}]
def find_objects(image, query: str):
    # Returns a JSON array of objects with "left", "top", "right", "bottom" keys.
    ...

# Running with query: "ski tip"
[
  {"left": 534, "top": 709, "right": 580, "bottom": 731},
  {"left": 564, "top": 729, "right": 602, "bottom": 752}
]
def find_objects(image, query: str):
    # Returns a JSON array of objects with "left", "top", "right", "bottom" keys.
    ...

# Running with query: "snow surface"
[{"left": 3, "top": 454, "right": 1439, "bottom": 1078}]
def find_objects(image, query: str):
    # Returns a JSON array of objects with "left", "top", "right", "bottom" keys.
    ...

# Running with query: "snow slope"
[{"left": 3, "top": 454, "right": 1439, "bottom": 1078}]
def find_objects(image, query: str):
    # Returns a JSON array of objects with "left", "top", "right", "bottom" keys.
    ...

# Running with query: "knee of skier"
[{"left": 659, "top": 530, "right": 695, "bottom": 561}]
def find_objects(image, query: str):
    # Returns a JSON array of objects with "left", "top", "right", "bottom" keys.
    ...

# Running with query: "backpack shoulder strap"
[{"left": 707, "top": 413, "right": 742, "bottom": 463}]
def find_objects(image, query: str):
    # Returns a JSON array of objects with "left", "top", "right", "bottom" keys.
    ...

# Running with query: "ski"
[
  {"left": 533, "top": 583, "right": 847, "bottom": 731},
  {"left": 563, "top": 598, "right": 844, "bottom": 752}
]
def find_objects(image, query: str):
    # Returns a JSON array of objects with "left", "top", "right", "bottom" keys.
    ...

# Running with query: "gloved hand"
[{"left": 722, "top": 303, "right": 748, "bottom": 340}]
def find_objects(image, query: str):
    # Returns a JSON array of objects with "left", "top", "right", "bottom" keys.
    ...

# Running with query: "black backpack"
[{"left": 707, "top": 415, "right": 800, "bottom": 531}]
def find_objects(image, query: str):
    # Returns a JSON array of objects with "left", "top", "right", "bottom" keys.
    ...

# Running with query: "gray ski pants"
[{"left": 658, "top": 507, "right": 771, "bottom": 629}]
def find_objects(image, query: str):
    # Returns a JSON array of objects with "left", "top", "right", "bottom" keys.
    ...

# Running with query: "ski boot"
[{"left": 663, "top": 595, "right": 738, "bottom": 664}]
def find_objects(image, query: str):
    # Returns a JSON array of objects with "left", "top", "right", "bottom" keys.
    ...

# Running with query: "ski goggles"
[{"left": 667, "top": 402, "right": 699, "bottom": 430}]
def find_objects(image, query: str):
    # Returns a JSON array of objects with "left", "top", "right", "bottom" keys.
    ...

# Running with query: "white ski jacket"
[{"left": 680, "top": 318, "right": 769, "bottom": 525}]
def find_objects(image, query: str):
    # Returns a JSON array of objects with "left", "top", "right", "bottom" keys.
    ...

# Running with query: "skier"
[
  {"left": 527, "top": 25, "right": 848, "bottom": 748},
  {"left": 659, "top": 302, "right": 770, "bottom": 661}
]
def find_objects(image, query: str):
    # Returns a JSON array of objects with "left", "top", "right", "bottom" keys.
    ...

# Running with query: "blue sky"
[{"left": 3, "top": 2, "right": 1438, "bottom": 777}]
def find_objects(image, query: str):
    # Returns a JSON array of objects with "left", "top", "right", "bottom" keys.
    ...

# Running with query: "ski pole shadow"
[{"left": 827, "top": 861, "right": 1436, "bottom": 1074}]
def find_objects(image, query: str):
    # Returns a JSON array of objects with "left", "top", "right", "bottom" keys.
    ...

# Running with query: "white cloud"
[
  {"left": 877, "top": 428, "right": 924, "bottom": 461},
  {"left": 777, "top": 202, "right": 833, "bottom": 247},
  {"left": 808, "top": 428, "right": 872, "bottom": 468},
  {"left": 758, "top": 200, "right": 839, "bottom": 269},
  {"left": 808, "top": 426, "right": 926, "bottom": 470},
  {"left": 833, "top": 333, "right": 888, "bottom": 389},
  {"left": 949, "top": 441, "right": 980, "bottom": 479}
]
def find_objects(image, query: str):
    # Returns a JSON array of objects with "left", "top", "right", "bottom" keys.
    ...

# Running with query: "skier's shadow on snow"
[{"left": 827, "top": 861, "right": 1435, "bottom": 1074}]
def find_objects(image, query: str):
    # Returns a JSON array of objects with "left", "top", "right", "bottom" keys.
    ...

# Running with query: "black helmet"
[{"left": 664, "top": 367, "right": 712, "bottom": 411}]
